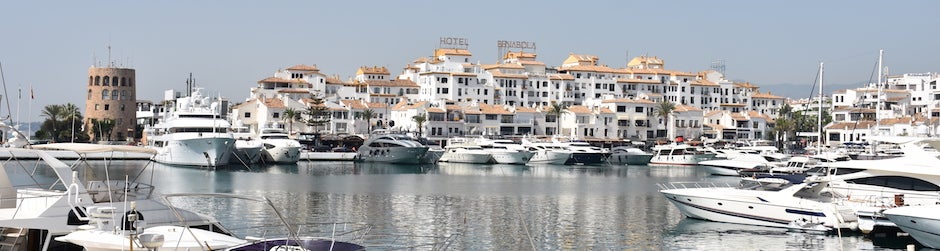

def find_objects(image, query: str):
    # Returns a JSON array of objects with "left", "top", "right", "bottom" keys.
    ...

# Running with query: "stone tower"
[{"left": 85, "top": 66, "right": 136, "bottom": 142}]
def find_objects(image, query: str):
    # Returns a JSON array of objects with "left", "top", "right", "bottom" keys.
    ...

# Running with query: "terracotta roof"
[
  {"left": 730, "top": 113, "right": 748, "bottom": 121},
  {"left": 518, "top": 60, "right": 545, "bottom": 66},
  {"left": 325, "top": 77, "right": 348, "bottom": 85},
  {"left": 621, "top": 68, "right": 698, "bottom": 77},
  {"left": 341, "top": 100, "right": 368, "bottom": 110},
  {"left": 599, "top": 107, "right": 615, "bottom": 114},
  {"left": 558, "top": 64, "right": 617, "bottom": 73},
  {"left": 364, "top": 79, "right": 419, "bottom": 87},
  {"left": 277, "top": 88, "right": 310, "bottom": 94},
  {"left": 704, "top": 110, "right": 723, "bottom": 117},
  {"left": 450, "top": 72, "right": 478, "bottom": 77},
  {"left": 601, "top": 98, "right": 654, "bottom": 104},
  {"left": 262, "top": 98, "right": 286, "bottom": 109},
  {"left": 886, "top": 96, "right": 907, "bottom": 102},
  {"left": 490, "top": 70, "right": 528, "bottom": 79},
  {"left": 286, "top": 64, "right": 319, "bottom": 71},
  {"left": 733, "top": 82, "right": 758, "bottom": 89},
  {"left": 826, "top": 121, "right": 876, "bottom": 130},
  {"left": 719, "top": 103, "right": 746, "bottom": 107},
  {"left": 752, "top": 92, "right": 785, "bottom": 99},
  {"left": 258, "top": 77, "right": 306, "bottom": 84},
  {"left": 514, "top": 106, "right": 537, "bottom": 113},
  {"left": 480, "top": 103, "right": 512, "bottom": 115},
  {"left": 549, "top": 74, "right": 575, "bottom": 80},
  {"left": 391, "top": 101, "right": 427, "bottom": 111},
  {"left": 832, "top": 107, "right": 875, "bottom": 113},
  {"left": 367, "top": 102, "right": 388, "bottom": 109},
  {"left": 504, "top": 51, "right": 537, "bottom": 60},
  {"left": 690, "top": 79, "right": 719, "bottom": 87},
  {"left": 483, "top": 63, "right": 525, "bottom": 70},
  {"left": 567, "top": 105, "right": 593, "bottom": 114},
  {"left": 616, "top": 78, "right": 662, "bottom": 84},
  {"left": 879, "top": 117, "right": 913, "bottom": 126},
  {"left": 426, "top": 107, "right": 445, "bottom": 113},
  {"left": 434, "top": 48, "right": 472, "bottom": 57},
  {"left": 463, "top": 106, "right": 482, "bottom": 114},
  {"left": 674, "top": 105, "right": 701, "bottom": 112},
  {"left": 413, "top": 57, "right": 429, "bottom": 64}
]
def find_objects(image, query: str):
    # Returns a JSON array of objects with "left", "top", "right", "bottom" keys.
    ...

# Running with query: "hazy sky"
[{"left": 1, "top": 1, "right": 938, "bottom": 123}]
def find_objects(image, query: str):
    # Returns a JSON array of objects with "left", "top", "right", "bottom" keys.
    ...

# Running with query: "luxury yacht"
[
  {"left": 649, "top": 143, "right": 714, "bottom": 165},
  {"left": 258, "top": 127, "right": 302, "bottom": 164},
  {"left": 144, "top": 87, "right": 235, "bottom": 167},
  {"left": 607, "top": 146, "right": 653, "bottom": 165},
  {"left": 439, "top": 138, "right": 492, "bottom": 164},
  {"left": 552, "top": 138, "right": 608, "bottom": 165},
  {"left": 884, "top": 205, "right": 940, "bottom": 249},
  {"left": 520, "top": 136, "right": 573, "bottom": 165},
  {"left": 231, "top": 123, "right": 262, "bottom": 165},
  {"left": 474, "top": 138, "right": 533, "bottom": 165},
  {"left": 355, "top": 133, "right": 429, "bottom": 164},
  {"left": 659, "top": 176, "right": 859, "bottom": 231}
]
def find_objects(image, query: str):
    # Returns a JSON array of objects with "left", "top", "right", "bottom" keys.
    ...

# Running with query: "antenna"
[
  {"left": 710, "top": 59, "right": 726, "bottom": 76},
  {"left": 107, "top": 44, "right": 112, "bottom": 67}
]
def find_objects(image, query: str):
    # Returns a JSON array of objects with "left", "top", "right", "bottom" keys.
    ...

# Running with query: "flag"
[{"left": 30, "top": 88, "right": 34, "bottom": 99}]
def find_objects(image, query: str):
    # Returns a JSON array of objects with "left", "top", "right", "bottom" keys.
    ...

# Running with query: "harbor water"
[{"left": 11, "top": 160, "right": 920, "bottom": 250}]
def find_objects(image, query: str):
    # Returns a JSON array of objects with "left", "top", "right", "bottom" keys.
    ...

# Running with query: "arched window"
[
  {"left": 111, "top": 90, "right": 118, "bottom": 100},
  {"left": 121, "top": 77, "right": 127, "bottom": 86},
  {"left": 95, "top": 76, "right": 101, "bottom": 85},
  {"left": 121, "top": 90, "right": 128, "bottom": 100},
  {"left": 88, "top": 76, "right": 93, "bottom": 86},
  {"left": 87, "top": 90, "right": 92, "bottom": 100},
  {"left": 103, "top": 76, "right": 110, "bottom": 86},
  {"left": 102, "top": 89, "right": 109, "bottom": 100}
]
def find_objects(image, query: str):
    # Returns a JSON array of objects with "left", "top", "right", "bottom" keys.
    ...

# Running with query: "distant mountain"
[{"left": 759, "top": 82, "right": 866, "bottom": 100}]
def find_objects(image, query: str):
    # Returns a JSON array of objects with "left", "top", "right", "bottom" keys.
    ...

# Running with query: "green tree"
[
  {"left": 360, "top": 109, "right": 375, "bottom": 133},
  {"left": 412, "top": 113, "right": 427, "bottom": 138},
  {"left": 303, "top": 92, "right": 331, "bottom": 133},
  {"left": 547, "top": 102, "right": 568, "bottom": 136},
  {"left": 61, "top": 103, "right": 82, "bottom": 142},
  {"left": 38, "top": 104, "right": 64, "bottom": 142},
  {"left": 654, "top": 100, "right": 676, "bottom": 139},
  {"left": 90, "top": 118, "right": 116, "bottom": 142}
]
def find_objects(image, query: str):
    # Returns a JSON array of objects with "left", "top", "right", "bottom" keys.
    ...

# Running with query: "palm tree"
[
  {"left": 40, "top": 104, "right": 64, "bottom": 142},
  {"left": 654, "top": 100, "right": 676, "bottom": 139},
  {"left": 283, "top": 108, "right": 301, "bottom": 134},
  {"left": 62, "top": 103, "right": 81, "bottom": 142},
  {"left": 547, "top": 102, "right": 568, "bottom": 136},
  {"left": 412, "top": 113, "right": 427, "bottom": 138},
  {"left": 361, "top": 109, "right": 375, "bottom": 134}
]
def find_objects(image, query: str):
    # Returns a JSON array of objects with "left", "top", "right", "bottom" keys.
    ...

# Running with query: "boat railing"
[
  {"left": 2, "top": 187, "right": 68, "bottom": 219},
  {"left": 85, "top": 180, "right": 155, "bottom": 203},
  {"left": 657, "top": 182, "right": 737, "bottom": 190}
]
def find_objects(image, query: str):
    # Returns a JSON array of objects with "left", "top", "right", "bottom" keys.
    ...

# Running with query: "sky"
[{"left": 1, "top": 1, "right": 938, "bottom": 123}]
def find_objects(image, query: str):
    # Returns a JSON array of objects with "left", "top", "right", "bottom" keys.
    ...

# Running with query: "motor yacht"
[
  {"left": 439, "top": 138, "right": 492, "bottom": 164},
  {"left": 520, "top": 136, "right": 573, "bottom": 165},
  {"left": 552, "top": 137, "right": 608, "bottom": 165},
  {"left": 607, "top": 146, "right": 653, "bottom": 165},
  {"left": 258, "top": 127, "right": 302, "bottom": 164},
  {"left": 0, "top": 144, "right": 231, "bottom": 251},
  {"left": 144, "top": 87, "right": 235, "bottom": 167},
  {"left": 474, "top": 138, "right": 533, "bottom": 165},
  {"left": 355, "top": 133, "right": 429, "bottom": 164},
  {"left": 231, "top": 123, "right": 262, "bottom": 165},
  {"left": 649, "top": 143, "right": 714, "bottom": 165},
  {"left": 883, "top": 205, "right": 940, "bottom": 249},
  {"left": 659, "top": 176, "right": 859, "bottom": 231},
  {"left": 699, "top": 154, "right": 782, "bottom": 176}
]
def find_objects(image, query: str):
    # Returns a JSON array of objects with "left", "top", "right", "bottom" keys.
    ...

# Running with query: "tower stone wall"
[{"left": 85, "top": 67, "right": 137, "bottom": 142}]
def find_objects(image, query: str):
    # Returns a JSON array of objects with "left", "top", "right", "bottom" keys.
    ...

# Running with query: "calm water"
[{"left": 11, "top": 159, "right": 920, "bottom": 250}]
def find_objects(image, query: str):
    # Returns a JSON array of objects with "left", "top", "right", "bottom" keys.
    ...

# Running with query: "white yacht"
[
  {"left": 552, "top": 137, "right": 608, "bottom": 165},
  {"left": 474, "top": 138, "right": 534, "bottom": 165},
  {"left": 699, "top": 154, "right": 781, "bottom": 176},
  {"left": 659, "top": 177, "right": 859, "bottom": 231},
  {"left": 649, "top": 143, "right": 714, "bottom": 166},
  {"left": 231, "top": 123, "right": 262, "bottom": 165},
  {"left": 520, "top": 136, "right": 573, "bottom": 165},
  {"left": 145, "top": 87, "right": 235, "bottom": 167},
  {"left": 439, "top": 138, "right": 492, "bottom": 164},
  {"left": 0, "top": 144, "right": 231, "bottom": 251},
  {"left": 607, "top": 146, "right": 653, "bottom": 165},
  {"left": 355, "top": 133, "right": 429, "bottom": 164},
  {"left": 258, "top": 127, "right": 302, "bottom": 164},
  {"left": 884, "top": 205, "right": 940, "bottom": 249}
]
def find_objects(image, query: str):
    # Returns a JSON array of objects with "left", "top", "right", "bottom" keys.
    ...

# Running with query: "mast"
[
  {"left": 818, "top": 62, "right": 824, "bottom": 147},
  {"left": 876, "top": 49, "right": 884, "bottom": 135}
]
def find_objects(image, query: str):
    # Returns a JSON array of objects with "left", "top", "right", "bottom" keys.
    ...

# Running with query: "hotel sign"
[
  {"left": 439, "top": 37, "right": 470, "bottom": 48},
  {"left": 497, "top": 40, "right": 537, "bottom": 50}
]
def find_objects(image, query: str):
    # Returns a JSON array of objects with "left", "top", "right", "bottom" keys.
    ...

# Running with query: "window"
[
  {"left": 244, "top": 112, "right": 251, "bottom": 118},
  {"left": 120, "top": 104, "right": 125, "bottom": 111},
  {"left": 111, "top": 90, "right": 118, "bottom": 100},
  {"left": 102, "top": 90, "right": 109, "bottom": 100},
  {"left": 95, "top": 104, "right": 100, "bottom": 110},
  {"left": 635, "top": 107, "right": 644, "bottom": 113},
  {"left": 617, "top": 106, "right": 627, "bottom": 112},
  {"left": 485, "top": 114, "right": 497, "bottom": 120},
  {"left": 273, "top": 112, "right": 280, "bottom": 119},
  {"left": 104, "top": 104, "right": 110, "bottom": 111}
]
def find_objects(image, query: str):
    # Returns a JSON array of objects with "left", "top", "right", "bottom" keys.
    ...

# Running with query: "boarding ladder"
[{"left": 0, "top": 227, "right": 26, "bottom": 251}]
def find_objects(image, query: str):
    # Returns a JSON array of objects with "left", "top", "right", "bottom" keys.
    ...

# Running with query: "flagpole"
[{"left": 28, "top": 84, "right": 32, "bottom": 141}]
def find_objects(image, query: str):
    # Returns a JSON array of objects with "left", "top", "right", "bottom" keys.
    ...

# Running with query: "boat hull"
[
  {"left": 489, "top": 151, "right": 533, "bottom": 165},
  {"left": 233, "top": 140, "right": 263, "bottom": 165},
  {"left": 356, "top": 146, "right": 429, "bottom": 164},
  {"left": 565, "top": 152, "right": 607, "bottom": 165},
  {"left": 650, "top": 154, "right": 713, "bottom": 166},
  {"left": 884, "top": 206, "right": 940, "bottom": 249},
  {"left": 528, "top": 150, "right": 571, "bottom": 165},
  {"left": 440, "top": 152, "right": 492, "bottom": 164},
  {"left": 153, "top": 137, "right": 235, "bottom": 167},
  {"left": 608, "top": 153, "right": 653, "bottom": 165}
]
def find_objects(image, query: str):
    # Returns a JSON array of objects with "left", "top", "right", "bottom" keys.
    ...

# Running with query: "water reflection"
[{"left": 4, "top": 159, "right": 917, "bottom": 250}]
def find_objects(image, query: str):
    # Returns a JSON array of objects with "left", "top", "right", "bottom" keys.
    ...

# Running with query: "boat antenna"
[{"left": 0, "top": 61, "right": 12, "bottom": 125}]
